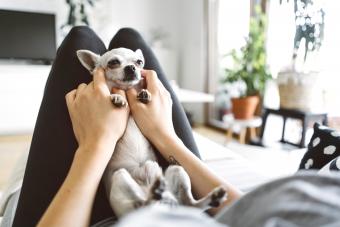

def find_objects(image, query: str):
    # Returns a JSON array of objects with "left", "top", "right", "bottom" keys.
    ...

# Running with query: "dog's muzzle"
[{"left": 123, "top": 65, "right": 137, "bottom": 81}]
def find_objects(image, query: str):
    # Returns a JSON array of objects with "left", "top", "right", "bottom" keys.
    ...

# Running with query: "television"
[{"left": 0, "top": 9, "right": 56, "bottom": 63}]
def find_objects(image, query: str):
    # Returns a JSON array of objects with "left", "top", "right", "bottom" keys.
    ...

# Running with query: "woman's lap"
[{"left": 12, "top": 26, "right": 199, "bottom": 227}]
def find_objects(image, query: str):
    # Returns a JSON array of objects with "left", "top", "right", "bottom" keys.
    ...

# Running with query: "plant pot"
[
  {"left": 277, "top": 70, "right": 324, "bottom": 112},
  {"left": 231, "top": 96, "right": 259, "bottom": 119}
]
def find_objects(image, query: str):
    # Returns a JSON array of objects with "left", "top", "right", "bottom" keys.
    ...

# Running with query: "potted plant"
[
  {"left": 222, "top": 6, "right": 272, "bottom": 119},
  {"left": 277, "top": 0, "right": 325, "bottom": 112},
  {"left": 61, "top": 0, "right": 99, "bottom": 35}
]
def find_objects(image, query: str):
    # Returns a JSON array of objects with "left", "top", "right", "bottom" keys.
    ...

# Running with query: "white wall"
[
  {"left": 176, "top": 0, "right": 207, "bottom": 123},
  {"left": 93, "top": 0, "right": 208, "bottom": 123},
  {"left": 0, "top": 65, "right": 50, "bottom": 134},
  {"left": 0, "top": 0, "right": 207, "bottom": 131},
  {"left": 0, "top": 0, "right": 180, "bottom": 47},
  {"left": 90, "top": 0, "right": 183, "bottom": 82}
]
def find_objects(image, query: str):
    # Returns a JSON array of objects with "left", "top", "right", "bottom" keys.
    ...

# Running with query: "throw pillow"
[
  {"left": 319, "top": 156, "right": 340, "bottom": 174},
  {"left": 299, "top": 123, "right": 340, "bottom": 170}
]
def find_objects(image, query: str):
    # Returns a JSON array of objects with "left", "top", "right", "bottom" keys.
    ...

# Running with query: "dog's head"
[{"left": 77, "top": 48, "right": 145, "bottom": 90}]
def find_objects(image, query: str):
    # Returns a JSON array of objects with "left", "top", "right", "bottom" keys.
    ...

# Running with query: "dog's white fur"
[{"left": 76, "top": 48, "right": 227, "bottom": 218}]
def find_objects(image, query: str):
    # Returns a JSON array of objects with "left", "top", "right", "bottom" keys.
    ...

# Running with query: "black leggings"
[{"left": 12, "top": 26, "right": 200, "bottom": 227}]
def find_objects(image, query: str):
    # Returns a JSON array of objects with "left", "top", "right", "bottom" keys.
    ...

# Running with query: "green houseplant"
[
  {"left": 222, "top": 6, "right": 272, "bottom": 119},
  {"left": 277, "top": 0, "right": 325, "bottom": 112},
  {"left": 280, "top": 0, "right": 324, "bottom": 62},
  {"left": 61, "top": 0, "right": 99, "bottom": 32}
]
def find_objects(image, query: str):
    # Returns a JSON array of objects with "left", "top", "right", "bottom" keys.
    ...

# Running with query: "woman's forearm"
[
  {"left": 153, "top": 134, "right": 243, "bottom": 213},
  {"left": 38, "top": 143, "right": 114, "bottom": 227}
]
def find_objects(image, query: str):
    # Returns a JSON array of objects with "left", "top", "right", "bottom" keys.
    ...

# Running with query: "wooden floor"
[
  {"left": 0, "top": 125, "right": 305, "bottom": 194},
  {"left": 0, "top": 126, "right": 226, "bottom": 192},
  {"left": 0, "top": 135, "right": 31, "bottom": 191}
]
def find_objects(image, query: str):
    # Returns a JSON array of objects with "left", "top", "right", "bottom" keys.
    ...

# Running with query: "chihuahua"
[{"left": 77, "top": 48, "right": 227, "bottom": 218}]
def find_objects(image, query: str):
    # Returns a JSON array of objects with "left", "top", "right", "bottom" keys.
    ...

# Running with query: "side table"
[
  {"left": 258, "top": 108, "right": 328, "bottom": 148},
  {"left": 223, "top": 115, "right": 262, "bottom": 144}
]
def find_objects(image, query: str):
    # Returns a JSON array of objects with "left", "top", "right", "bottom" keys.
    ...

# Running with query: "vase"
[{"left": 231, "top": 96, "right": 260, "bottom": 119}]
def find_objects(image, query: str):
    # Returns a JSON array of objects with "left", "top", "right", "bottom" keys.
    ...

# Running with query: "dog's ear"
[
  {"left": 135, "top": 49, "right": 144, "bottom": 63},
  {"left": 76, "top": 50, "right": 100, "bottom": 72}
]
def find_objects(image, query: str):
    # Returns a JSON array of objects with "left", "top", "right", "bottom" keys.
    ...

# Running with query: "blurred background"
[{"left": 1, "top": 0, "right": 340, "bottom": 213}]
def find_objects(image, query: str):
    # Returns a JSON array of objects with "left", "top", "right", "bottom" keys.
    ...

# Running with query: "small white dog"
[{"left": 76, "top": 48, "right": 227, "bottom": 218}]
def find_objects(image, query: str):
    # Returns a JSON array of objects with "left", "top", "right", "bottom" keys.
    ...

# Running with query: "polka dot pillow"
[
  {"left": 319, "top": 156, "right": 340, "bottom": 174},
  {"left": 299, "top": 123, "right": 340, "bottom": 170}
]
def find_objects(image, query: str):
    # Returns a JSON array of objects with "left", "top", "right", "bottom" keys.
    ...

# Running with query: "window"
[
  {"left": 208, "top": 0, "right": 250, "bottom": 127},
  {"left": 267, "top": 0, "right": 340, "bottom": 116},
  {"left": 218, "top": 0, "right": 250, "bottom": 59}
]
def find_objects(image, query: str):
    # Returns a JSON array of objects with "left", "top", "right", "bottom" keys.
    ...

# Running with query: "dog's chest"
[{"left": 106, "top": 117, "right": 156, "bottom": 174}]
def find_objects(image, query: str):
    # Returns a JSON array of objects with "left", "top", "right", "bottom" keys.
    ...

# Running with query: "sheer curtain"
[
  {"left": 207, "top": 0, "right": 250, "bottom": 127},
  {"left": 266, "top": 0, "right": 296, "bottom": 77}
]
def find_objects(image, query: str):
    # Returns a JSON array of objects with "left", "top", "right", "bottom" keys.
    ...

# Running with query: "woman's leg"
[
  {"left": 13, "top": 26, "right": 113, "bottom": 227},
  {"left": 108, "top": 28, "right": 201, "bottom": 167}
]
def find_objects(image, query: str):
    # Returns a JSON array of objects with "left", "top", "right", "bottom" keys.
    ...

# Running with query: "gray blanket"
[
  {"left": 3, "top": 172, "right": 340, "bottom": 227},
  {"left": 113, "top": 172, "right": 340, "bottom": 227},
  {"left": 216, "top": 171, "right": 340, "bottom": 227}
]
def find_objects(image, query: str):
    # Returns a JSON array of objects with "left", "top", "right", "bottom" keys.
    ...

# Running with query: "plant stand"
[
  {"left": 223, "top": 115, "right": 262, "bottom": 144},
  {"left": 258, "top": 108, "right": 328, "bottom": 148}
]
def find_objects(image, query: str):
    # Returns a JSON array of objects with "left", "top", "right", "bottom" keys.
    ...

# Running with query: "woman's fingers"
[
  {"left": 126, "top": 88, "right": 139, "bottom": 108},
  {"left": 65, "top": 89, "right": 77, "bottom": 107},
  {"left": 76, "top": 83, "right": 87, "bottom": 97},
  {"left": 111, "top": 87, "right": 126, "bottom": 98},
  {"left": 93, "top": 68, "right": 110, "bottom": 95},
  {"left": 142, "top": 70, "right": 159, "bottom": 94},
  {"left": 142, "top": 69, "right": 170, "bottom": 96}
]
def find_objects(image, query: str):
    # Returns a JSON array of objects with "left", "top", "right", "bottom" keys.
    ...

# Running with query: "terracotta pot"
[{"left": 231, "top": 96, "right": 260, "bottom": 119}]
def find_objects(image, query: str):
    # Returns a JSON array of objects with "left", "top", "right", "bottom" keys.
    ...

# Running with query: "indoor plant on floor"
[{"left": 222, "top": 6, "right": 272, "bottom": 119}]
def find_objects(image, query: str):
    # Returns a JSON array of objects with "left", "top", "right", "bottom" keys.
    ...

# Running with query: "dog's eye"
[
  {"left": 107, "top": 59, "right": 121, "bottom": 68},
  {"left": 136, "top": 59, "right": 143, "bottom": 66}
]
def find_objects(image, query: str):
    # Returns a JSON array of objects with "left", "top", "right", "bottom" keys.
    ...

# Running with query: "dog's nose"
[
  {"left": 123, "top": 65, "right": 137, "bottom": 81},
  {"left": 124, "top": 65, "right": 136, "bottom": 75}
]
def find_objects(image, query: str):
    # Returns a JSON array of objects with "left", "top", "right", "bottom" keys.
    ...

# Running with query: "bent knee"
[
  {"left": 66, "top": 26, "right": 96, "bottom": 40},
  {"left": 116, "top": 27, "right": 142, "bottom": 39}
]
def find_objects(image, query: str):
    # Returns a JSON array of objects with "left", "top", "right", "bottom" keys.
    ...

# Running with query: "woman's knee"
[
  {"left": 57, "top": 26, "right": 105, "bottom": 56},
  {"left": 108, "top": 27, "right": 146, "bottom": 51},
  {"left": 116, "top": 27, "right": 141, "bottom": 37},
  {"left": 66, "top": 26, "right": 97, "bottom": 41}
]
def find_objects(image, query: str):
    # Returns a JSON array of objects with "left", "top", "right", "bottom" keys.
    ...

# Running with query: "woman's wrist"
[
  {"left": 79, "top": 133, "right": 118, "bottom": 151},
  {"left": 151, "top": 132, "right": 183, "bottom": 157},
  {"left": 76, "top": 139, "right": 116, "bottom": 164}
]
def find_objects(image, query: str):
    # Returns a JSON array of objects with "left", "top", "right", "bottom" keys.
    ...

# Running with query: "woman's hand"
[
  {"left": 65, "top": 68, "right": 129, "bottom": 153},
  {"left": 126, "top": 70, "right": 177, "bottom": 145}
]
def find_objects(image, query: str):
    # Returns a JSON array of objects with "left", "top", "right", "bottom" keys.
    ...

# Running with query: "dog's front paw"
[
  {"left": 137, "top": 89, "right": 151, "bottom": 104},
  {"left": 111, "top": 94, "right": 127, "bottom": 107},
  {"left": 208, "top": 186, "right": 227, "bottom": 208}
]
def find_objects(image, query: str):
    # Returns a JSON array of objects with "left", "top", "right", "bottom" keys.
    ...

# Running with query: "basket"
[{"left": 277, "top": 71, "right": 323, "bottom": 112}]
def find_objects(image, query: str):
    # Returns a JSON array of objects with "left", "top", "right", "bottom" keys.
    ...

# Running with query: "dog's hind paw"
[
  {"left": 150, "top": 177, "right": 166, "bottom": 200},
  {"left": 133, "top": 200, "right": 145, "bottom": 209},
  {"left": 208, "top": 186, "right": 227, "bottom": 208},
  {"left": 137, "top": 89, "right": 151, "bottom": 104}
]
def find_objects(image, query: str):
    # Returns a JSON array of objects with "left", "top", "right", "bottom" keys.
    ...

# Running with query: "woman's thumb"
[{"left": 126, "top": 88, "right": 138, "bottom": 105}]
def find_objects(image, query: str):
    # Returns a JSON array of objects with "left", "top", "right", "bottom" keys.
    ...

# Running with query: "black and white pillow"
[
  {"left": 299, "top": 123, "right": 340, "bottom": 170},
  {"left": 319, "top": 156, "right": 340, "bottom": 174}
]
